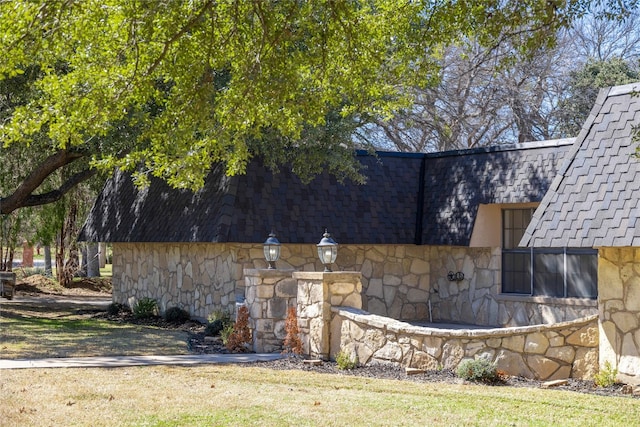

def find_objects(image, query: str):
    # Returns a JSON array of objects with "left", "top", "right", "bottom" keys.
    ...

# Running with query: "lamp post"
[
  {"left": 317, "top": 230, "right": 338, "bottom": 272},
  {"left": 263, "top": 232, "right": 281, "bottom": 269}
]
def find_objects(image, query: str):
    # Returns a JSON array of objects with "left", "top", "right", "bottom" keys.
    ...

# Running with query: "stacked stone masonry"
[
  {"left": 113, "top": 242, "right": 622, "bottom": 382},
  {"left": 242, "top": 269, "right": 598, "bottom": 381},
  {"left": 113, "top": 242, "right": 595, "bottom": 326},
  {"left": 332, "top": 307, "right": 599, "bottom": 380},
  {"left": 293, "top": 272, "right": 363, "bottom": 360},
  {"left": 244, "top": 269, "right": 298, "bottom": 353},
  {"left": 598, "top": 247, "right": 640, "bottom": 385}
]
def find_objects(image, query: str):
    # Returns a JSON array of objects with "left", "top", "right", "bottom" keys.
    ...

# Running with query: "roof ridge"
[
  {"left": 608, "top": 81, "right": 640, "bottom": 96},
  {"left": 358, "top": 138, "right": 575, "bottom": 160},
  {"left": 423, "top": 138, "right": 575, "bottom": 159}
]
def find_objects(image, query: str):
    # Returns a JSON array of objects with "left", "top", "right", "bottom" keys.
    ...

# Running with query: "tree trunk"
[
  {"left": 57, "top": 200, "right": 78, "bottom": 287},
  {"left": 98, "top": 242, "right": 106, "bottom": 268},
  {"left": 86, "top": 242, "right": 100, "bottom": 277},
  {"left": 80, "top": 244, "right": 88, "bottom": 276},
  {"left": 44, "top": 245, "right": 52, "bottom": 276}
]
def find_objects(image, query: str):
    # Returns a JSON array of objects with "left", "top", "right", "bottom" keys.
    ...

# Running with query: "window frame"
[{"left": 501, "top": 208, "right": 597, "bottom": 299}]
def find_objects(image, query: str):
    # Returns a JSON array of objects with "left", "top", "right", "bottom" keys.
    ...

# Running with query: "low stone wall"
[
  {"left": 493, "top": 295, "right": 597, "bottom": 327},
  {"left": 598, "top": 247, "right": 640, "bottom": 385},
  {"left": 332, "top": 307, "right": 599, "bottom": 380}
]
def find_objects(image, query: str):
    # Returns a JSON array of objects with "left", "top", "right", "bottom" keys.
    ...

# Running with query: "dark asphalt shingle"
[
  {"left": 421, "top": 141, "right": 572, "bottom": 245},
  {"left": 79, "top": 143, "right": 570, "bottom": 245}
]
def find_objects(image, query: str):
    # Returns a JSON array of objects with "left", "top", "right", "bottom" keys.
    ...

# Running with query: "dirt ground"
[
  {"left": 4, "top": 274, "right": 639, "bottom": 400},
  {"left": 15, "top": 273, "right": 113, "bottom": 296}
]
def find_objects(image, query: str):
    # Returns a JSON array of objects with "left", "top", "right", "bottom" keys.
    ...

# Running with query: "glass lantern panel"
[
  {"left": 264, "top": 245, "right": 280, "bottom": 262},
  {"left": 323, "top": 247, "right": 333, "bottom": 264}
]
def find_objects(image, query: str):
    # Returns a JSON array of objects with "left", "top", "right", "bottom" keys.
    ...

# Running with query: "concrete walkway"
[{"left": 0, "top": 353, "right": 284, "bottom": 369}]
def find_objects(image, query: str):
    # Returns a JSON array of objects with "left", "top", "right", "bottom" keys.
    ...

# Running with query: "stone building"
[{"left": 80, "top": 83, "right": 640, "bottom": 384}]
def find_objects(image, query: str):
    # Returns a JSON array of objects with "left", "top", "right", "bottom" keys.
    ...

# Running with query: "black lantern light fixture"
[
  {"left": 317, "top": 229, "right": 338, "bottom": 272},
  {"left": 263, "top": 231, "right": 281, "bottom": 269}
]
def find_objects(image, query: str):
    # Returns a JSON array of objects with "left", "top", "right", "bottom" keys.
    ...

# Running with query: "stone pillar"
[
  {"left": 293, "top": 272, "right": 363, "bottom": 360},
  {"left": 244, "top": 269, "right": 296, "bottom": 353}
]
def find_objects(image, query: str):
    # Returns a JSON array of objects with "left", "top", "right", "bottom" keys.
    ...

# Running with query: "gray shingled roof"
[
  {"left": 79, "top": 153, "right": 425, "bottom": 244},
  {"left": 80, "top": 142, "right": 570, "bottom": 246},
  {"left": 422, "top": 140, "right": 572, "bottom": 246},
  {"left": 521, "top": 83, "right": 640, "bottom": 248}
]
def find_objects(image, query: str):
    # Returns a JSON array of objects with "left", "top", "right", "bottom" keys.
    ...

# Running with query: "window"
[{"left": 501, "top": 209, "right": 597, "bottom": 299}]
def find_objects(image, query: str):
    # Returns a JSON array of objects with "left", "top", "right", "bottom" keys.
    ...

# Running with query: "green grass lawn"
[
  {"left": 1, "top": 287, "right": 638, "bottom": 426},
  {"left": 2, "top": 365, "right": 639, "bottom": 426},
  {"left": 0, "top": 304, "right": 187, "bottom": 359}
]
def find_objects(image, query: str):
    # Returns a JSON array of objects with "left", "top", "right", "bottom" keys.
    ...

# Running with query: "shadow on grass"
[{"left": 0, "top": 305, "right": 189, "bottom": 359}]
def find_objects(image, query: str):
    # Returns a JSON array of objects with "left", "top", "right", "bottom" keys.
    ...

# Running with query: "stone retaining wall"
[
  {"left": 598, "top": 247, "right": 640, "bottom": 385},
  {"left": 332, "top": 307, "right": 599, "bottom": 380}
]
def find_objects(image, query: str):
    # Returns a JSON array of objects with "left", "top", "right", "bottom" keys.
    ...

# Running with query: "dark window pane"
[
  {"left": 502, "top": 208, "right": 534, "bottom": 249},
  {"left": 504, "top": 230, "right": 513, "bottom": 249},
  {"left": 502, "top": 252, "right": 531, "bottom": 294},
  {"left": 566, "top": 252, "right": 598, "bottom": 298},
  {"left": 514, "top": 210, "right": 523, "bottom": 229},
  {"left": 533, "top": 252, "right": 564, "bottom": 297}
]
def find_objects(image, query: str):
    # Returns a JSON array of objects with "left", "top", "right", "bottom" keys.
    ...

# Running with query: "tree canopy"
[
  {"left": 363, "top": 4, "right": 640, "bottom": 152},
  {"left": 0, "top": 0, "right": 626, "bottom": 215}
]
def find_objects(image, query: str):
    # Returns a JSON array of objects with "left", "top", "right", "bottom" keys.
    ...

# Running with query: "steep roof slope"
[
  {"left": 521, "top": 83, "right": 640, "bottom": 248},
  {"left": 79, "top": 153, "right": 425, "bottom": 244},
  {"left": 225, "top": 152, "right": 425, "bottom": 244},
  {"left": 422, "top": 140, "right": 573, "bottom": 246},
  {"left": 79, "top": 163, "right": 236, "bottom": 243}
]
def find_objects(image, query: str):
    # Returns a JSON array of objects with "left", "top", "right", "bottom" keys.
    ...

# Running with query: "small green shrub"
[
  {"left": 335, "top": 349, "right": 358, "bottom": 370},
  {"left": 594, "top": 361, "right": 618, "bottom": 387},
  {"left": 132, "top": 297, "right": 158, "bottom": 319},
  {"left": 107, "top": 302, "right": 127, "bottom": 316},
  {"left": 220, "top": 323, "right": 235, "bottom": 344},
  {"left": 208, "top": 309, "right": 231, "bottom": 324},
  {"left": 456, "top": 358, "right": 499, "bottom": 383},
  {"left": 206, "top": 309, "right": 232, "bottom": 336},
  {"left": 205, "top": 319, "right": 225, "bottom": 336},
  {"left": 164, "top": 306, "right": 190, "bottom": 323}
]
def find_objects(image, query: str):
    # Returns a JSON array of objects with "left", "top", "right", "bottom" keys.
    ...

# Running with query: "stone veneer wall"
[
  {"left": 244, "top": 269, "right": 297, "bottom": 353},
  {"left": 112, "top": 242, "right": 327, "bottom": 320},
  {"left": 332, "top": 307, "right": 599, "bottom": 380},
  {"left": 598, "top": 247, "right": 640, "bottom": 385},
  {"left": 113, "top": 242, "right": 595, "bottom": 326},
  {"left": 112, "top": 243, "right": 259, "bottom": 320},
  {"left": 415, "top": 246, "right": 596, "bottom": 327}
]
